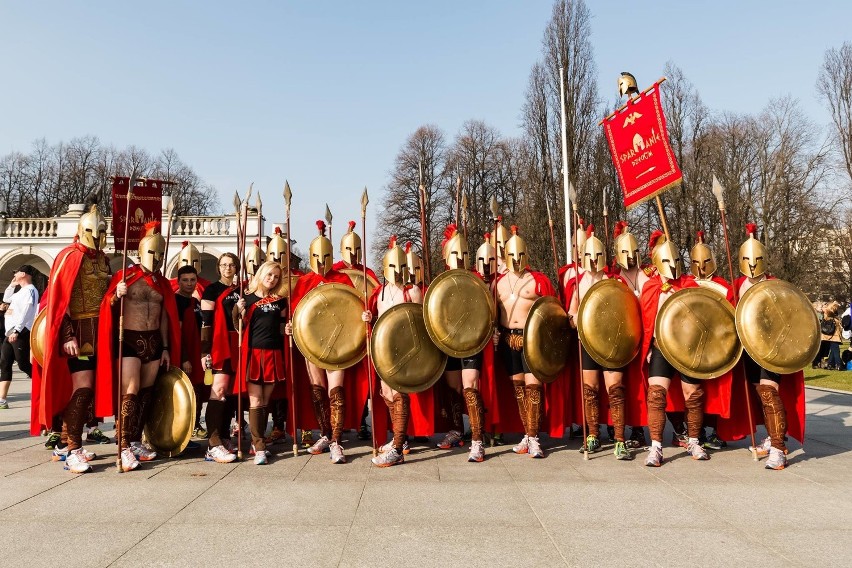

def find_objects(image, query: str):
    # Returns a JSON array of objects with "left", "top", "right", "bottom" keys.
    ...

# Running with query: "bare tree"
[{"left": 818, "top": 41, "right": 852, "bottom": 193}]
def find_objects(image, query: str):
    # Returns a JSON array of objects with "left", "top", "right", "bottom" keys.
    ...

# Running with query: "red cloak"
[
  {"left": 177, "top": 294, "right": 203, "bottom": 385},
  {"left": 94, "top": 265, "right": 181, "bottom": 417}
]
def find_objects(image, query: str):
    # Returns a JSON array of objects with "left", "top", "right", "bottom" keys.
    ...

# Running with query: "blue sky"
[{"left": 2, "top": 1, "right": 850, "bottom": 250}]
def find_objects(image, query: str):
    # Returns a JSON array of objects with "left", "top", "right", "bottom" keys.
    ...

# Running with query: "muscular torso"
[
  {"left": 568, "top": 270, "right": 606, "bottom": 317},
  {"left": 618, "top": 265, "right": 648, "bottom": 297},
  {"left": 496, "top": 271, "right": 538, "bottom": 329},
  {"left": 376, "top": 283, "right": 421, "bottom": 316},
  {"left": 124, "top": 277, "right": 164, "bottom": 331}
]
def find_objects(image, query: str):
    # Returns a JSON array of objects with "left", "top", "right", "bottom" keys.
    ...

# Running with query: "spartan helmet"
[
  {"left": 266, "top": 226, "right": 289, "bottom": 267},
  {"left": 340, "top": 220, "right": 362, "bottom": 266},
  {"left": 405, "top": 241, "right": 424, "bottom": 287},
  {"left": 138, "top": 221, "right": 166, "bottom": 273},
  {"left": 77, "top": 204, "right": 107, "bottom": 251},
  {"left": 309, "top": 220, "right": 333, "bottom": 276},
  {"left": 739, "top": 223, "right": 766, "bottom": 278},
  {"left": 382, "top": 236, "right": 408, "bottom": 283},
  {"left": 652, "top": 240, "right": 682, "bottom": 280},
  {"left": 442, "top": 224, "right": 470, "bottom": 270},
  {"left": 489, "top": 218, "right": 510, "bottom": 260},
  {"left": 618, "top": 72, "right": 639, "bottom": 97},
  {"left": 575, "top": 218, "right": 587, "bottom": 260},
  {"left": 504, "top": 225, "right": 528, "bottom": 274},
  {"left": 244, "top": 239, "right": 264, "bottom": 276},
  {"left": 476, "top": 232, "right": 497, "bottom": 277},
  {"left": 613, "top": 221, "right": 640, "bottom": 270},
  {"left": 178, "top": 241, "right": 201, "bottom": 271},
  {"left": 582, "top": 225, "right": 606, "bottom": 273},
  {"left": 690, "top": 231, "right": 717, "bottom": 279}
]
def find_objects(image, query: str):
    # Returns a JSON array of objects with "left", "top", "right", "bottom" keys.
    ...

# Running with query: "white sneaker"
[
  {"left": 379, "top": 439, "right": 410, "bottom": 455},
  {"left": 749, "top": 436, "right": 772, "bottom": 458},
  {"left": 308, "top": 435, "right": 331, "bottom": 455},
  {"left": 130, "top": 441, "right": 157, "bottom": 462},
  {"left": 468, "top": 440, "right": 485, "bottom": 462},
  {"left": 64, "top": 449, "right": 92, "bottom": 474},
  {"left": 205, "top": 445, "right": 237, "bottom": 463},
  {"left": 120, "top": 448, "right": 140, "bottom": 472},
  {"left": 329, "top": 441, "right": 346, "bottom": 464},
  {"left": 253, "top": 450, "right": 268, "bottom": 465},
  {"left": 527, "top": 436, "right": 545, "bottom": 458},
  {"left": 512, "top": 435, "right": 530, "bottom": 454},
  {"left": 78, "top": 447, "right": 96, "bottom": 461}
]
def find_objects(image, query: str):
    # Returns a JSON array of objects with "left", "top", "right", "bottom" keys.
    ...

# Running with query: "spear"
[
  {"left": 418, "top": 161, "right": 432, "bottom": 284},
  {"left": 116, "top": 173, "right": 137, "bottom": 473},
  {"left": 490, "top": 195, "right": 500, "bottom": 352},
  {"left": 325, "top": 204, "right": 333, "bottom": 248},
  {"left": 712, "top": 174, "right": 758, "bottom": 461},
  {"left": 161, "top": 193, "right": 176, "bottom": 277},
  {"left": 361, "top": 187, "right": 379, "bottom": 456},
  {"left": 569, "top": 182, "right": 580, "bottom": 264},
  {"left": 545, "top": 195, "right": 560, "bottom": 280},
  {"left": 256, "top": 193, "right": 263, "bottom": 249},
  {"left": 284, "top": 181, "right": 298, "bottom": 457},
  {"left": 234, "top": 183, "right": 252, "bottom": 461},
  {"left": 461, "top": 191, "right": 469, "bottom": 243},
  {"left": 602, "top": 188, "right": 610, "bottom": 257},
  {"left": 560, "top": 66, "right": 588, "bottom": 460},
  {"left": 455, "top": 174, "right": 462, "bottom": 228}
]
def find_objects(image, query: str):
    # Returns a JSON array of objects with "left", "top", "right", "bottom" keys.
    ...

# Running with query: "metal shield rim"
[
  {"left": 522, "top": 295, "right": 570, "bottom": 384},
  {"left": 654, "top": 287, "right": 742, "bottom": 380},
  {"left": 577, "top": 278, "right": 642, "bottom": 369},
  {"left": 30, "top": 308, "right": 46, "bottom": 367},
  {"left": 292, "top": 283, "right": 367, "bottom": 370},
  {"left": 143, "top": 365, "right": 196, "bottom": 457},
  {"left": 423, "top": 269, "right": 495, "bottom": 358},
  {"left": 369, "top": 303, "right": 447, "bottom": 394},
  {"left": 735, "top": 279, "right": 820, "bottom": 374}
]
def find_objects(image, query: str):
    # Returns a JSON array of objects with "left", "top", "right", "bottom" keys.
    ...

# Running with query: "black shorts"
[
  {"left": 445, "top": 351, "right": 484, "bottom": 372},
  {"left": 499, "top": 335, "right": 530, "bottom": 376},
  {"left": 741, "top": 351, "right": 781, "bottom": 384},
  {"left": 580, "top": 344, "right": 624, "bottom": 372},
  {"left": 648, "top": 345, "right": 700, "bottom": 385},
  {"left": 121, "top": 329, "right": 164, "bottom": 364},
  {"left": 68, "top": 355, "right": 97, "bottom": 374}
]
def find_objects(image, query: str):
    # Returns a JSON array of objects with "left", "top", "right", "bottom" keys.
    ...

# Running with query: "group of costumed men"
[{"left": 30, "top": 195, "right": 804, "bottom": 473}]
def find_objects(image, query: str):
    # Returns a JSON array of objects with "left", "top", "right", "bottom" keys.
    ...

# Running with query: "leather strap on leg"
[
  {"left": 134, "top": 385, "right": 155, "bottom": 444},
  {"left": 119, "top": 393, "right": 139, "bottom": 450},
  {"left": 463, "top": 387, "right": 485, "bottom": 442},
  {"left": 646, "top": 384, "right": 668, "bottom": 443},
  {"left": 607, "top": 384, "right": 626, "bottom": 442},
  {"left": 513, "top": 379, "right": 528, "bottom": 432},
  {"left": 249, "top": 406, "right": 266, "bottom": 451},
  {"left": 524, "top": 384, "right": 543, "bottom": 438},
  {"left": 450, "top": 388, "right": 464, "bottom": 432},
  {"left": 329, "top": 386, "right": 345, "bottom": 444},
  {"left": 205, "top": 399, "right": 225, "bottom": 447},
  {"left": 311, "top": 385, "right": 332, "bottom": 439},
  {"left": 684, "top": 385, "right": 705, "bottom": 440},
  {"left": 391, "top": 393, "right": 410, "bottom": 450},
  {"left": 583, "top": 384, "right": 600, "bottom": 438},
  {"left": 756, "top": 384, "right": 787, "bottom": 452},
  {"left": 62, "top": 387, "right": 93, "bottom": 451}
]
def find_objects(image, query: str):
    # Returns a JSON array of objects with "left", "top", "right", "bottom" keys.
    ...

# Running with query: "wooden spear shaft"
[
  {"left": 283, "top": 182, "right": 298, "bottom": 457},
  {"left": 361, "top": 187, "right": 378, "bottom": 456},
  {"left": 116, "top": 175, "right": 137, "bottom": 472}
]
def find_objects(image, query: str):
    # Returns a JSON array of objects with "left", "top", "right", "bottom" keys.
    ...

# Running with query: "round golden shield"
[
  {"left": 369, "top": 303, "right": 447, "bottom": 393},
  {"left": 143, "top": 366, "right": 196, "bottom": 457},
  {"left": 293, "top": 283, "right": 367, "bottom": 370},
  {"left": 522, "top": 296, "right": 571, "bottom": 383},
  {"left": 695, "top": 278, "right": 730, "bottom": 298},
  {"left": 30, "top": 308, "right": 47, "bottom": 367},
  {"left": 339, "top": 268, "right": 379, "bottom": 303},
  {"left": 577, "top": 279, "right": 642, "bottom": 369},
  {"left": 735, "top": 279, "right": 820, "bottom": 374},
  {"left": 423, "top": 269, "right": 495, "bottom": 358},
  {"left": 654, "top": 287, "right": 742, "bottom": 380}
]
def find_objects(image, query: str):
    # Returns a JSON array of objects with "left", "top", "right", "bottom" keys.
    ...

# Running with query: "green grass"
[{"left": 804, "top": 366, "right": 852, "bottom": 392}]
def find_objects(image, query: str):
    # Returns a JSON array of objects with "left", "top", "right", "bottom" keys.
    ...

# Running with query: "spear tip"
[
  {"left": 232, "top": 191, "right": 241, "bottom": 211},
  {"left": 711, "top": 174, "right": 726, "bottom": 207},
  {"left": 490, "top": 195, "right": 499, "bottom": 219},
  {"left": 283, "top": 181, "right": 292, "bottom": 206},
  {"left": 361, "top": 187, "right": 369, "bottom": 208},
  {"left": 325, "top": 204, "right": 333, "bottom": 225}
]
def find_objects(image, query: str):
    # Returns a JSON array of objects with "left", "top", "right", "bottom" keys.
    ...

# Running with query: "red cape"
[
  {"left": 177, "top": 294, "right": 203, "bottom": 385},
  {"left": 31, "top": 244, "right": 100, "bottom": 435},
  {"left": 94, "top": 265, "right": 181, "bottom": 417},
  {"left": 29, "top": 291, "right": 51, "bottom": 435}
]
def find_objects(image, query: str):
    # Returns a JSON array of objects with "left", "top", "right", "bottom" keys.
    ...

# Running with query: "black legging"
[{"left": 0, "top": 329, "right": 32, "bottom": 382}]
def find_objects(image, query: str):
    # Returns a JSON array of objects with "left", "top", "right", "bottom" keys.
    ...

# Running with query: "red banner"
[
  {"left": 112, "top": 177, "right": 164, "bottom": 252},
  {"left": 602, "top": 83, "right": 683, "bottom": 210}
]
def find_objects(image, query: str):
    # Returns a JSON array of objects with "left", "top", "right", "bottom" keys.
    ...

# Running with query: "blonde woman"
[{"left": 235, "top": 261, "right": 289, "bottom": 464}]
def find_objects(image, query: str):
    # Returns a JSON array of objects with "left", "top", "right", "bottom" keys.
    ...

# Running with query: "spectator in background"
[
  {"left": 822, "top": 302, "right": 843, "bottom": 371},
  {"left": 0, "top": 266, "right": 39, "bottom": 408},
  {"left": 813, "top": 301, "right": 829, "bottom": 368}
]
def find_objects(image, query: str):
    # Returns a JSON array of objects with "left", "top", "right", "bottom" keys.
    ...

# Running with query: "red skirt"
[{"left": 247, "top": 348, "right": 285, "bottom": 383}]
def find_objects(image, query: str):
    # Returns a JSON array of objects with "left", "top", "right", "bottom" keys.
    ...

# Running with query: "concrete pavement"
[{"left": 1, "top": 374, "right": 850, "bottom": 567}]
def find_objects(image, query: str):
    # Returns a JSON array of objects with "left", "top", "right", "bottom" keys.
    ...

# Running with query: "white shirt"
[{"left": 3, "top": 283, "right": 38, "bottom": 336}]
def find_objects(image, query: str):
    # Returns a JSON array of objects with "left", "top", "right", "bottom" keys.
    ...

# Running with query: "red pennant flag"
[
  {"left": 112, "top": 177, "right": 163, "bottom": 252},
  {"left": 602, "top": 83, "right": 683, "bottom": 210}
]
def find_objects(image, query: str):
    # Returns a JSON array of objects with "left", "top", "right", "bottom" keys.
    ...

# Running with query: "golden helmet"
[
  {"left": 266, "top": 226, "right": 289, "bottom": 267},
  {"left": 575, "top": 218, "right": 587, "bottom": 260},
  {"left": 77, "top": 204, "right": 107, "bottom": 251},
  {"left": 489, "top": 218, "right": 510, "bottom": 259},
  {"left": 581, "top": 224, "right": 606, "bottom": 273},
  {"left": 138, "top": 221, "right": 166, "bottom": 273},
  {"left": 383, "top": 236, "right": 408, "bottom": 283},
  {"left": 244, "top": 239, "right": 264, "bottom": 276},
  {"left": 618, "top": 72, "right": 639, "bottom": 97},
  {"left": 476, "top": 232, "right": 497, "bottom": 277},
  {"left": 405, "top": 241, "right": 424, "bottom": 287},
  {"left": 504, "top": 225, "right": 528, "bottom": 274},
  {"left": 690, "top": 230, "right": 716, "bottom": 279},
  {"left": 309, "top": 220, "right": 333, "bottom": 276},
  {"left": 652, "top": 239, "right": 682, "bottom": 280},
  {"left": 442, "top": 224, "right": 470, "bottom": 270},
  {"left": 613, "top": 221, "right": 640, "bottom": 270},
  {"left": 177, "top": 241, "right": 201, "bottom": 271},
  {"left": 739, "top": 223, "right": 766, "bottom": 278},
  {"left": 340, "top": 220, "right": 362, "bottom": 266}
]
